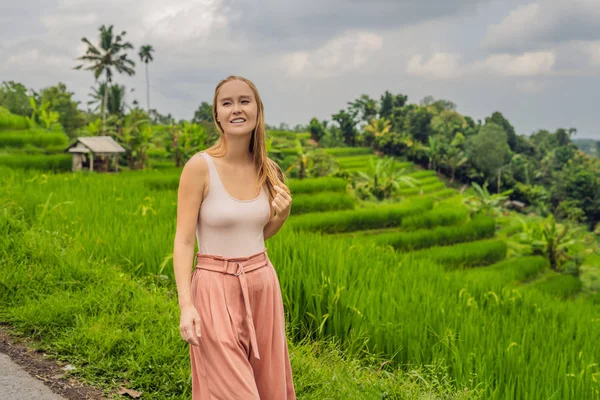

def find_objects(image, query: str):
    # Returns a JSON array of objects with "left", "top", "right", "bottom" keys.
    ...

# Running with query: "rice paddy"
[{"left": 2, "top": 131, "right": 600, "bottom": 399}]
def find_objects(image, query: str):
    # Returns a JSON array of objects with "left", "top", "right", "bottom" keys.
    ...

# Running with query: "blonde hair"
[{"left": 204, "top": 75, "right": 290, "bottom": 206}]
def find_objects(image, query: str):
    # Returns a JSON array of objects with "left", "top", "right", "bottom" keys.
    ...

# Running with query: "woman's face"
[{"left": 215, "top": 80, "right": 258, "bottom": 136}]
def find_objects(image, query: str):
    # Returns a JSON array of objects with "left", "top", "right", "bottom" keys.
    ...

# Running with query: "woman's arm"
[
  {"left": 264, "top": 213, "right": 288, "bottom": 240},
  {"left": 264, "top": 185, "right": 292, "bottom": 240},
  {"left": 173, "top": 156, "right": 207, "bottom": 308}
]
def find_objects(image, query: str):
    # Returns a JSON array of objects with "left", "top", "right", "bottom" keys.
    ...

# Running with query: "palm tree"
[
  {"left": 364, "top": 117, "right": 392, "bottom": 137},
  {"left": 424, "top": 136, "right": 442, "bottom": 171},
  {"left": 74, "top": 25, "right": 135, "bottom": 133},
  {"left": 87, "top": 82, "right": 127, "bottom": 116},
  {"left": 138, "top": 45, "right": 154, "bottom": 113},
  {"left": 442, "top": 146, "right": 468, "bottom": 183}
]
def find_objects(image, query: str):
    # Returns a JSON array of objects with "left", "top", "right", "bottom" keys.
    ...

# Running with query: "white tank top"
[{"left": 195, "top": 152, "right": 271, "bottom": 258}]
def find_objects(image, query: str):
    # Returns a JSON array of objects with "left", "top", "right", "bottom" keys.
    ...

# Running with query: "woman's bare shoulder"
[{"left": 179, "top": 153, "right": 209, "bottom": 189}]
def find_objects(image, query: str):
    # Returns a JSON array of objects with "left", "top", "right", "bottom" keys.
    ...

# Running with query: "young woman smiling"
[{"left": 173, "top": 76, "right": 296, "bottom": 399}]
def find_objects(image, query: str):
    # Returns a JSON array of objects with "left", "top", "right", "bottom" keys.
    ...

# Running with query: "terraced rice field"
[{"left": 2, "top": 148, "right": 600, "bottom": 399}]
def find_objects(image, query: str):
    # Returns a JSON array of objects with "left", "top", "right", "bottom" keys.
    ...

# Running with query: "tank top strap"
[{"left": 198, "top": 152, "right": 224, "bottom": 193}]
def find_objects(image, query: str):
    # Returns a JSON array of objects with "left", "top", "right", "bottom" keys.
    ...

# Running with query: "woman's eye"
[{"left": 242, "top": 100, "right": 250, "bottom": 104}]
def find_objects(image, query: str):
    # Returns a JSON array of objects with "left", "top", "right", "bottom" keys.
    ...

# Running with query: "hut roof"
[{"left": 66, "top": 136, "right": 126, "bottom": 154}]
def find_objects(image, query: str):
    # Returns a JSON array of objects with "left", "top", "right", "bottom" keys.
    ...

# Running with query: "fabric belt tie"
[{"left": 194, "top": 249, "right": 268, "bottom": 360}]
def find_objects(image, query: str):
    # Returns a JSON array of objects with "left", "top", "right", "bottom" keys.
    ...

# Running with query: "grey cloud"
[
  {"left": 223, "top": 0, "right": 492, "bottom": 52},
  {"left": 482, "top": 0, "right": 600, "bottom": 53}
]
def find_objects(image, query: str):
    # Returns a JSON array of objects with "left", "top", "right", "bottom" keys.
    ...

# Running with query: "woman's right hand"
[{"left": 179, "top": 304, "right": 202, "bottom": 346}]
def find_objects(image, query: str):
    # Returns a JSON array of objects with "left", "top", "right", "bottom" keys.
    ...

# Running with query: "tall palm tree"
[
  {"left": 74, "top": 25, "right": 135, "bottom": 133},
  {"left": 138, "top": 45, "right": 154, "bottom": 113}
]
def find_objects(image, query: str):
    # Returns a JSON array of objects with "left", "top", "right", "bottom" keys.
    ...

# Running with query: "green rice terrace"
[{"left": 1, "top": 95, "right": 600, "bottom": 400}]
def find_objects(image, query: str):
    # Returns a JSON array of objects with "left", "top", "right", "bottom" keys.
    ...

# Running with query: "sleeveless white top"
[{"left": 195, "top": 152, "right": 271, "bottom": 258}]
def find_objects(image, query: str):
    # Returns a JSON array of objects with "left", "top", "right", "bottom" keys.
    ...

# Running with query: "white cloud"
[
  {"left": 584, "top": 41, "right": 600, "bottom": 66},
  {"left": 406, "top": 53, "right": 462, "bottom": 80},
  {"left": 281, "top": 32, "right": 383, "bottom": 79},
  {"left": 482, "top": 3, "right": 542, "bottom": 50},
  {"left": 142, "top": 0, "right": 229, "bottom": 43},
  {"left": 473, "top": 51, "right": 556, "bottom": 77},
  {"left": 406, "top": 50, "right": 556, "bottom": 82}
]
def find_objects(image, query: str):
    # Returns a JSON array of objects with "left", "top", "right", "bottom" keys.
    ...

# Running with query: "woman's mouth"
[{"left": 230, "top": 118, "right": 246, "bottom": 124}]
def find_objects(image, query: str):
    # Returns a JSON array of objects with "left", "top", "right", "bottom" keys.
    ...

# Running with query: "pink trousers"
[{"left": 190, "top": 248, "right": 296, "bottom": 399}]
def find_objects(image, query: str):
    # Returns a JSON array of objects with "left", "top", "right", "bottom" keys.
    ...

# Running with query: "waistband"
[{"left": 194, "top": 248, "right": 269, "bottom": 360}]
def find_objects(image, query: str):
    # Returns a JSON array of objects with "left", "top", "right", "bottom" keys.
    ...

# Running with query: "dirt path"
[{"left": 0, "top": 324, "right": 107, "bottom": 399}]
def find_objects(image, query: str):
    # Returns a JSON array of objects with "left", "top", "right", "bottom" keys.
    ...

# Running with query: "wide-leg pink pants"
[{"left": 189, "top": 249, "right": 296, "bottom": 399}]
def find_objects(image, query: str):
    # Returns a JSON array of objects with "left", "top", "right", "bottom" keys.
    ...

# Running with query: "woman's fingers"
[
  {"left": 185, "top": 324, "right": 200, "bottom": 346},
  {"left": 194, "top": 318, "right": 202, "bottom": 338}
]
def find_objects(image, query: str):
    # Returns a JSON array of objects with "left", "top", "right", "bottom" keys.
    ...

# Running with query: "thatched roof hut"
[{"left": 65, "top": 136, "right": 125, "bottom": 172}]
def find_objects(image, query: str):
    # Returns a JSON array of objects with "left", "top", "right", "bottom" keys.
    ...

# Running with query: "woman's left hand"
[{"left": 272, "top": 185, "right": 292, "bottom": 218}]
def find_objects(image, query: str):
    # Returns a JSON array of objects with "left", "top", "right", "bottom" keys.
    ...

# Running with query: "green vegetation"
[{"left": 1, "top": 21, "right": 600, "bottom": 400}]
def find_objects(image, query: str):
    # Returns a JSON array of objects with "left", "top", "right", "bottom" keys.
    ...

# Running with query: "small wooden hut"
[{"left": 65, "top": 136, "right": 125, "bottom": 172}]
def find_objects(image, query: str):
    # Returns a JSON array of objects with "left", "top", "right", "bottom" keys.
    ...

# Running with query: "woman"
[{"left": 173, "top": 75, "right": 296, "bottom": 399}]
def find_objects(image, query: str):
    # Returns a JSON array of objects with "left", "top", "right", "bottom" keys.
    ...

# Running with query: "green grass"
[
  {"left": 324, "top": 147, "right": 374, "bottom": 157},
  {"left": 0, "top": 203, "right": 475, "bottom": 399},
  {"left": 291, "top": 191, "right": 355, "bottom": 214},
  {"left": 3, "top": 166, "right": 600, "bottom": 399},
  {"left": 289, "top": 198, "right": 434, "bottom": 233},
  {"left": 0, "top": 107, "right": 30, "bottom": 130},
  {"left": 288, "top": 177, "right": 348, "bottom": 194},
  {"left": 0, "top": 154, "right": 72, "bottom": 171},
  {"left": 0, "top": 129, "right": 69, "bottom": 148},
  {"left": 527, "top": 273, "right": 583, "bottom": 299},
  {"left": 397, "top": 181, "right": 446, "bottom": 196},
  {"left": 362, "top": 215, "right": 496, "bottom": 252},
  {"left": 343, "top": 161, "right": 413, "bottom": 172}
]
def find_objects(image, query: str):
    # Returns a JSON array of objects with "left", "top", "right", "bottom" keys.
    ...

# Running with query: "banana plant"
[{"left": 509, "top": 215, "right": 579, "bottom": 272}]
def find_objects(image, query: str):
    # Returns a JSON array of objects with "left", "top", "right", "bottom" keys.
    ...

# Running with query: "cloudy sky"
[{"left": 1, "top": 0, "right": 599, "bottom": 138}]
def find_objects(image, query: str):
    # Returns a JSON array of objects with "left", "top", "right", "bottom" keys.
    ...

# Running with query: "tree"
[
  {"left": 466, "top": 122, "right": 511, "bottom": 190},
  {"left": 192, "top": 101, "right": 213, "bottom": 124},
  {"left": 363, "top": 117, "right": 391, "bottom": 147},
  {"left": 114, "top": 109, "right": 152, "bottom": 169},
  {"left": 424, "top": 135, "right": 443, "bottom": 171},
  {"left": 430, "top": 110, "right": 467, "bottom": 140},
  {"left": 0, "top": 81, "right": 32, "bottom": 116},
  {"left": 332, "top": 109, "right": 359, "bottom": 146},
  {"left": 348, "top": 94, "right": 378, "bottom": 125},
  {"left": 402, "top": 105, "right": 433, "bottom": 143},
  {"left": 380, "top": 91, "right": 407, "bottom": 120},
  {"left": 138, "top": 45, "right": 155, "bottom": 114},
  {"left": 442, "top": 144, "right": 468, "bottom": 183},
  {"left": 308, "top": 117, "right": 327, "bottom": 142},
  {"left": 107, "top": 84, "right": 127, "bottom": 116},
  {"left": 421, "top": 96, "right": 456, "bottom": 113},
  {"left": 75, "top": 24, "right": 136, "bottom": 133},
  {"left": 485, "top": 111, "right": 517, "bottom": 151},
  {"left": 38, "top": 82, "right": 87, "bottom": 138}
]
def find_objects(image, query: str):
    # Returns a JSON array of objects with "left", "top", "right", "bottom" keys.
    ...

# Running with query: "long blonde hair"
[{"left": 204, "top": 75, "right": 290, "bottom": 205}]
